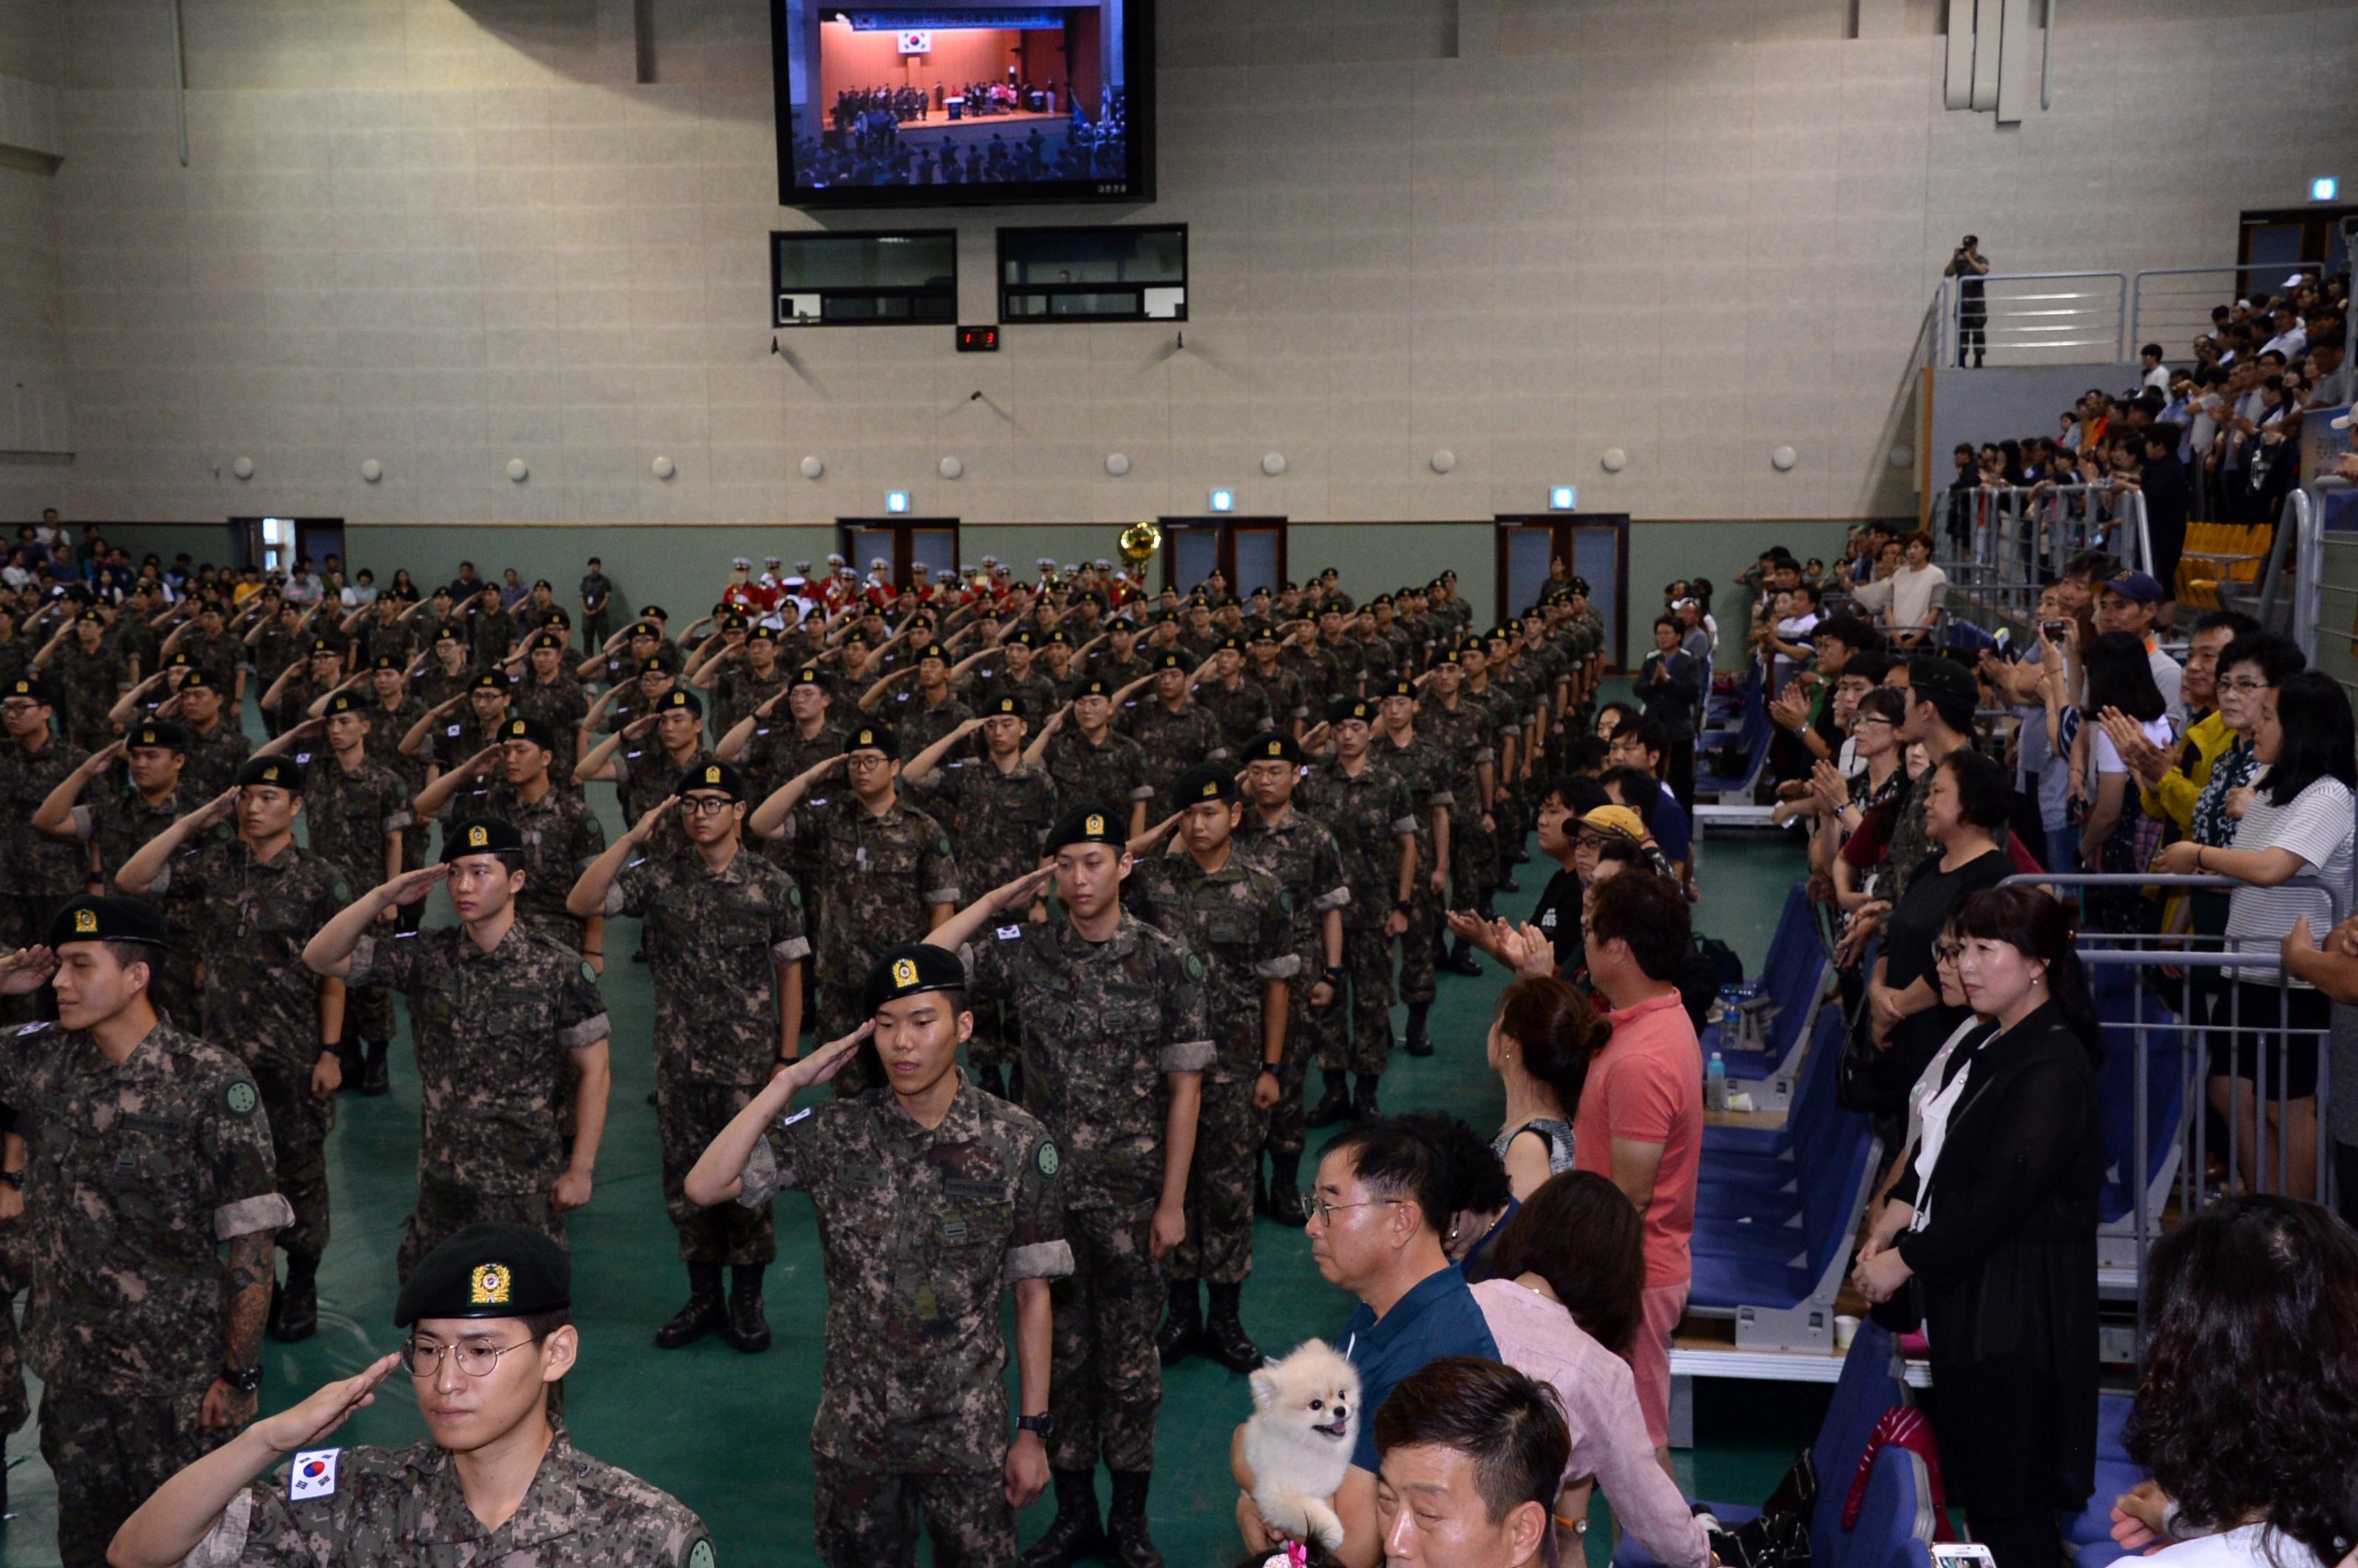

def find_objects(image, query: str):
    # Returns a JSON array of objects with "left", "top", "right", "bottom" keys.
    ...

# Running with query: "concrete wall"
[
  {"left": 31, "top": 0, "right": 2358, "bottom": 531},
  {"left": 0, "top": 0, "right": 69, "bottom": 519}
]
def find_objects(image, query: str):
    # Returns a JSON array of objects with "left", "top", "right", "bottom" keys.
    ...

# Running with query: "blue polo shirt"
[{"left": 1336, "top": 1265, "right": 1500, "bottom": 1474}]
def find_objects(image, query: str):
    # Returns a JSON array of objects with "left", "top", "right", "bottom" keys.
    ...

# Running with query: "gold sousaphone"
[{"left": 1117, "top": 520, "right": 1162, "bottom": 571}]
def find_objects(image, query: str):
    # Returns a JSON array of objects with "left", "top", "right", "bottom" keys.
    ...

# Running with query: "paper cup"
[{"left": 1833, "top": 1314, "right": 1861, "bottom": 1351}]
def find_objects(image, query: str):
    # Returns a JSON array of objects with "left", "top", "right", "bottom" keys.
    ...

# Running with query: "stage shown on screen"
[{"left": 769, "top": 1, "right": 1152, "bottom": 207}]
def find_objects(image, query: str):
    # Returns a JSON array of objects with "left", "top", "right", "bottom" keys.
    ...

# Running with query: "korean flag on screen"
[{"left": 897, "top": 29, "right": 931, "bottom": 54}]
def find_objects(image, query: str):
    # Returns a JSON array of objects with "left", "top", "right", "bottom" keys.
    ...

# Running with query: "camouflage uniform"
[
  {"left": 512, "top": 672, "right": 590, "bottom": 741},
  {"left": 343, "top": 923, "right": 609, "bottom": 1278},
  {"left": 1373, "top": 732, "right": 1455, "bottom": 1009},
  {"left": 181, "top": 1424, "right": 712, "bottom": 1568},
  {"left": 1195, "top": 677, "right": 1273, "bottom": 752},
  {"left": 878, "top": 687, "right": 974, "bottom": 760},
  {"left": 48, "top": 640, "right": 127, "bottom": 750},
  {"left": 609, "top": 743, "right": 716, "bottom": 840},
  {"left": 1242, "top": 662, "right": 1309, "bottom": 732},
  {"left": 300, "top": 752, "right": 416, "bottom": 1044},
  {"left": 1234, "top": 807, "right": 1351, "bottom": 1158},
  {"left": 705, "top": 661, "right": 786, "bottom": 740},
  {"left": 1349, "top": 631, "right": 1398, "bottom": 688},
  {"left": 1424, "top": 695, "right": 1499, "bottom": 917},
  {"left": 153, "top": 839, "right": 351, "bottom": 1259},
  {"left": 1123, "top": 699, "right": 1225, "bottom": 807},
  {"left": 0, "top": 732, "right": 91, "bottom": 1017},
  {"left": 1043, "top": 728, "right": 1152, "bottom": 826},
  {"left": 909, "top": 755, "right": 1057, "bottom": 1077},
  {"left": 1129, "top": 852, "right": 1297, "bottom": 1283},
  {"left": 178, "top": 718, "right": 251, "bottom": 801},
  {"left": 1280, "top": 643, "right": 1341, "bottom": 711},
  {"left": 734, "top": 1082, "right": 1071, "bottom": 1567},
  {"left": 1085, "top": 650, "right": 1155, "bottom": 694},
  {"left": 1297, "top": 758, "right": 1418, "bottom": 1077},
  {"left": 604, "top": 842, "right": 808, "bottom": 1264},
  {"left": 741, "top": 715, "right": 844, "bottom": 925},
  {"left": 0, "top": 1017, "right": 290, "bottom": 1568},
  {"left": 783, "top": 794, "right": 961, "bottom": 1088},
  {"left": 363, "top": 695, "right": 433, "bottom": 878},
  {"left": 962, "top": 912, "right": 1211, "bottom": 1472},
  {"left": 970, "top": 668, "right": 1061, "bottom": 725},
  {"left": 472, "top": 780, "right": 606, "bottom": 951},
  {"left": 57, "top": 782, "right": 203, "bottom": 1022},
  {"left": 175, "top": 628, "right": 244, "bottom": 690}
]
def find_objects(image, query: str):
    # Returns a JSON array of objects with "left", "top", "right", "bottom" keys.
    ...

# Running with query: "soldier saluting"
[
  {"left": 0, "top": 897, "right": 291, "bottom": 1568},
  {"left": 687, "top": 945, "right": 1069, "bottom": 1567},
  {"left": 108, "top": 1222, "right": 715, "bottom": 1568}
]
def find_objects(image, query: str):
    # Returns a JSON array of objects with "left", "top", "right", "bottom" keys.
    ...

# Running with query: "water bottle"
[{"left": 1706, "top": 1052, "right": 1727, "bottom": 1112}]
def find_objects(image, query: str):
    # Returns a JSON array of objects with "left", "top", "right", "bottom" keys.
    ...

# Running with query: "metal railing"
[
  {"left": 1999, "top": 872, "right": 2346, "bottom": 1358},
  {"left": 2289, "top": 477, "right": 2353, "bottom": 676},
  {"left": 1923, "top": 485, "right": 2151, "bottom": 639},
  {"left": 2129, "top": 265, "right": 2326, "bottom": 361},
  {"left": 1937, "top": 270, "right": 2127, "bottom": 368}
]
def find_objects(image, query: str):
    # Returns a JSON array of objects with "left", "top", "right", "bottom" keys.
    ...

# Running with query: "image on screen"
[{"left": 769, "top": 2, "right": 1150, "bottom": 207}]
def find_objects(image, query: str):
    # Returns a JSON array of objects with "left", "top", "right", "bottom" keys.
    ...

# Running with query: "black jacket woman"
[{"left": 1852, "top": 883, "right": 2103, "bottom": 1568}]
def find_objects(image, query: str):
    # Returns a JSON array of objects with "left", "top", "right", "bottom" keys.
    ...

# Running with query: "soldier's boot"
[
  {"left": 1203, "top": 1282, "right": 1264, "bottom": 1373},
  {"left": 1106, "top": 1470, "right": 1165, "bottom": 1568},
  {"left": 270, "top": 1250, "right": 321, "bottom": 1343},
  {"left": 1495, "top": 865, "right": 1522, "bottom": 895},
  {"left": 1154, "top": 1278, "right": 1203, "bottom": 1367},
  {"left": 1269, "top": 1151, "right": 1309, "bottom": 1226},
  {"left": 1444, "top": 937, "right": 1484, "bottom": 976},
  {"left": 1020, "top": 1469, "right": 1108, "bottom": 1568},
  {"left": 1404, "top": 1002, "right": 1435, "bottom": 1057},
  {"left": 654, "top": 1263, "right": 726, "bottom": 1349},
  {"left": 360, "top": 1040, "right": 391, "bottom": 1097},
  {"left": 1430, "top": 928, "right": 1452, "bottom": 973},
  {"left": 1306, "top": 1071, "right": 1352, "bottom": 1128},
  {"left": 723, "top": 1265, "right": 772, "bottom": 1354},
  {"left": 1351, "top": 1074, "right": 1382, "bottom": 1121},
  {"left": 335, "top": 1038, "right": 364, "bottom": 1092}
]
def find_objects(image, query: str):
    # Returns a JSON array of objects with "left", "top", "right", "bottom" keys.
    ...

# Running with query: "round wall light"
[
  {"left": 1771, "top": 446, "right": 1798, "bottom": 472},
  {"left": 359, "top": 458, "right": 383, "bottom": 483},
  {"left": 1262, "top": 452, "right": 1287, "bottom": 477},
  {"left": 1105, "top": 453, "right": 1131, "bottom": 477},
  {"left": 231, "top": 457, "right": 254, "bottom": 480},
  {"left": 651, "top": 455, "right": 676, "bottom": 480},
  {"left": 1600, "top": 447, "right": 1628, "bottom": 473},
  {"left": 1430, "top": 449, "right": 1456, "bottom": 475},
  {"left": 507, "top": 458, "right": 529, "bottom": 482},
  {"left": 799, "top": 455, "right": 825, "bottom": 480},
  {"left": 940, "top": 456, "right": 964, "bottom": 480}
]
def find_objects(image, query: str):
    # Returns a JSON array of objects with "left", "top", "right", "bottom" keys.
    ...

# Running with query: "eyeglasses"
[
  {"left": 1853, "top": 715, "right": 1896, "bottom": 729},
  {"left": 1934, "top": 943, "right": 1965, "bottom": 964},
  {"left": 677, "top": 796, "right": 734, "bottom": 818},
  {"left": 400, "top": 1337, "right": 533, "bottom": 1379},
  {"left": 2217, "top": 677, "right": 2270, "bottom": 694},
  {"left": 1300, "top": 1193, "right": 1403, "bottom": 1226}
]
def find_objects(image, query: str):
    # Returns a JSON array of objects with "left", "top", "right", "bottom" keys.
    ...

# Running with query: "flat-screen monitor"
[{"left": 769, "top": 2, "right": 1153, "bottom": 208}]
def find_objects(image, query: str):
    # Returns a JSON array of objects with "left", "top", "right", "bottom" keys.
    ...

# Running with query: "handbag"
[{"left": 1703, "top": 1449, "right": 1819, "bottom": 1568}]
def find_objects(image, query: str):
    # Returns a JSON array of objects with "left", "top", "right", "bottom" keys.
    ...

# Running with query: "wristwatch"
[
  {"left": 1392, "top": 898, "right": 1413, "bottom": 914},
  {"left": 1257, "top": 1064, "right": 1281, "bottom": 1078},
  {"left": 0, "top": 1169, "right": 21, "bottom": 1189},
  {"left": 221, "top": 1363, "right": 262, "bottom": 1394},
  {"left": 1016, "top": 1412, "right": 1055, "bottom": 1441}
]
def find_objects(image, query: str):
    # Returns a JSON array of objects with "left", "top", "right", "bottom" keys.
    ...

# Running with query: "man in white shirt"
[
  {"left": 2139, "top": 343, "right": 2172, "bottom": 393},
  {"left": 2260, "top": 305, "right": 2307, "bottom": 361},
  {"left": 1852, "top": 530, "right": 1947, "bottom": 651}
]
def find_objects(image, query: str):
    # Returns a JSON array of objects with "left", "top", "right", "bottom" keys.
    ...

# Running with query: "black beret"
[
  {"left": 861, "top": 942, "right": 967, "bottom": 1016},
  {"left": 126, "top": 718, "right": 190, "bottom": 752},
  {"left": 500, "top": 716, "right": 556, "bottom": 752},
  {"left": 981, "top": 693, "right": 1026, "bottom": 720},
  {"left": 1046, "top": 803, "right": 1126, "bottom": 852},
  {"left": 654, "top": 688, "right": 703, "bottom": 717},
  {"left": 371, "top": 654, "right": 405, "bottom": 671},
  {"left": 1379, "top": 679, "right": 1416, "bottom": 700},
  {"left": 1, "top": 676, "right": 52, "bottom": 704},
  {"left": 1329, "top": 696, "right": 1377, "bottom": 725},
  {"left": 1249, "top": 626, "right": 1280, "bottom": 644},
  {"left": 469, "top": 671, "right": 509, "bottom": 692},
  {"left": 1242, "top": 732, "right": 1302, "bottom": 766},
  {"left": 442, "top": 816, "right": 523, "bottom": 862},
  {"left": 179, "top": 670, "right": 217, "bottom": 691},
  {"left": 321, "top": 693, "right": 365, "bottom": 717},
  {"left": 1438, "top": 645, "right": 1465, "bottom": 665},
  {"left": 845, "top": 722, "right": 898, "bottom": 759},
  {"left": 917, "top": 642, "right": 951, "bottom": 662},
  {"left": 678, "top": 758, "right": 745, "bottom": 800},
  {"left": 236, "top": 756, "right": 304, "bottom": 791},
  {"left": 529, "top": 632, "right": 566, "bottom": 651},
  {"left": 433, "top": 625, "right": 464, "bottom": 643},
  {"left": 640, "top": 605, "right": 669, "bottom": 621},
  {"left": 629, "top": 620, "right": 661, "bottom": 638},
  {"left": 308, "top": 637, "right": 338, "bottom": 654},
  {"left": 393, "top": 1222, "right": 568, "bottom": 1327},
  {"left": 1004, "top": 631, "right": 1036, "bottom": 649},
  {"left": 1152, "top": 652, "right": 1189, "bottom": 672},
  {"left": 47, "top": 895, "right": 169, "bottom": 950},
  {"left": 720, "top": 614, "right": 747, "bottom": 631},
  {"left": 1074, "top": 678, "right": 1113, "bottom": 699},
  {"left": 1216, "top": 635, "right": 1242, "bottom": 652},
  {"left": 1171, "top": 763, "right": 1238, "bottom": 805},
  {"left": 746, "top": 624, "right": 777, "bottom": 643},
  {"left": 788, "top": 665, "right": 828, "bottom": 693}
]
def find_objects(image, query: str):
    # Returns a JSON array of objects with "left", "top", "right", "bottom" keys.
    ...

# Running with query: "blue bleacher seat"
[
  {"left": 1704, "top": 887, "right": 1829, "bottom": 1091},
  {"left": 1696, "top": 661, "right": 1772, "bottom": 799},
  {"left": 1613, "top": 1323, "right": 1917, "bottom": 1568},
  {"left": 2088, "top": 974, "right": 2188, "bottom": 1250}
]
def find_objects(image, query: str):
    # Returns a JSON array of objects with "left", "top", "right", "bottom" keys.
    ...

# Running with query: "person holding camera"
[{"left": 1948, "top": 235, "right": 1991, "bottom": 367}]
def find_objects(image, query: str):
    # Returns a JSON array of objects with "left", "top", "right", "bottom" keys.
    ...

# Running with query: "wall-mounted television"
[{"left": 769, "top": 1, "right": 1154, "bottom": 209}]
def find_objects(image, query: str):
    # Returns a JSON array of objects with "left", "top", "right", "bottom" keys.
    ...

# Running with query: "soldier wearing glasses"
[
  {"left": 108, "top": 1223, "right": 715, "bottom": 1568},
  {"left": 567, "top": 760, "right": 808, "bottom": 1355}
]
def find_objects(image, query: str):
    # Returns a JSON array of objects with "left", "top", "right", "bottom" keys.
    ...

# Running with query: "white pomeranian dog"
[{"left": 1244, "top": 1338, "right": 1362, "bottom": 1551}]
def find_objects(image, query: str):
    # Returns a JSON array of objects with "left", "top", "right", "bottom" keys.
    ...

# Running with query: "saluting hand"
[
  {"left": 251, "top": 1352, "right": 403, "bottom": 1455},
  {"left": 629, "top": 795, "right": 679, "bottom": 843},
  {"left": 792, "top": 1021, "right": 874, "bottom": 1090},
  {"left": 0, "top": 945, "right": 44, "bottom": 995},
  {"left": 378, "top": 864, "right": 449, "bottom": 909}
]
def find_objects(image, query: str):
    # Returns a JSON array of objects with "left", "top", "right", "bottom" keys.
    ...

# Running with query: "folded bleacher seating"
[
  {"left": 1695, "top": 661, "right": 1772, "bottom": 802},
  {"left": 1705, "top": 887, "right": 1834, "bottom": 1110}
]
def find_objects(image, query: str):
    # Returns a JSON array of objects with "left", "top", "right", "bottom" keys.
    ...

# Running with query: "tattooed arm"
[{"left": 200, "top": 1230, "right": 275, "bottom": 1430}]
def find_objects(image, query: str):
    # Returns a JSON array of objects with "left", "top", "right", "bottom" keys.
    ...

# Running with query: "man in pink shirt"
[{"left": 1575, "top": 871, "right": 1703, "bottom": 1463}]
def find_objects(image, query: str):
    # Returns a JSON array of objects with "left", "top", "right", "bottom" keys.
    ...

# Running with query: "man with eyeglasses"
[
  {"left": 108, "top": 1222, "right": 713, "bottom": 1568},
  {"left": 0, "top": 676, "right": 91, "bottom": 1022},
  {"left": 1231, "top": 1118, "right": 1498, "bottom": 1565},
  {"left": 302, "top": 816, "right": 612, "bottom": 1281},
  {"left": 749, "top": 721, "right": 962, "bottom": 1093},
  {"left": 575, "top": 687, "right": 716, "bottom": 860},
  {"left": 568, "top": 760, "right": 808, "bottom": 1354},
  {"left": 0, "top": 895, "right": 289, "bottom": 1568}
]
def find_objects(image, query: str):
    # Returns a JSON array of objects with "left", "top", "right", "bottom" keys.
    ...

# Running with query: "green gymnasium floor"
[{"left": 0, "top": 700, "right": 1827, "bottom": 1567}]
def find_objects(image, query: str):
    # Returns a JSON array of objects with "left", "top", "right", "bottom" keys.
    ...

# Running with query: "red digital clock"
[{"left": 956, "top": 325, "right": 999, "bottom": 353}]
